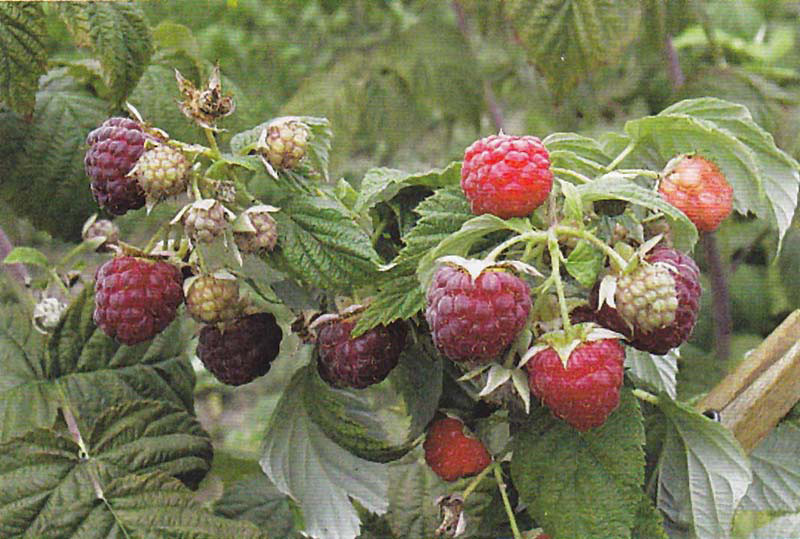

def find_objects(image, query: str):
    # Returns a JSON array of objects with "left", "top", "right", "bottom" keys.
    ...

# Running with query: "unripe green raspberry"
[
  {"left": 135, "top": 144, "right": 190, "bottom": 201},
  {"left": 261, "top": 120, "right": 309, "bottom": 169},
  {"left": 234, "top": 205, "right": 278, "bottom": 254},
  {"left": 615, "top": 264, "right": 679, "bottom": 333},
  {"left": 185, "top": 274, "right": 241, "bottom": 324},
  {"left": 182, "top": 199, "right": 229, "bottom": 243}
]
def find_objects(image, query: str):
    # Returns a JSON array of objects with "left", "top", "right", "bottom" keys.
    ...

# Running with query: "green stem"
[
  {"left": 191, "top": 175, "right": 203, "bottom": 201},
  {"left": 547, "top": 233, "right": 571, "bottom": 332},
  {"left": 693, "top": 0, "right": 726, "bottom": 67},
  {"left": 552, "top": 167, "right": 593, "bottom": 184},
  {"left": 204, "top": 127, "right": 221, "bottom": 159},
  {"left": 493, "top": 464, "right": 522, "bottom": 539},
  {"left": 633, "top": 388, "right": 659, "bottom": 405},
  {"left": 486, "top": 231, "right": 547, "bottom": 262},
  {"left": 142, "top": 221, "right": 172, "bottom": 254},
  {"left": 606, "top": 141, "right": 635, "bottom": 171},
  {"left": 49, "top": 269, "right": 70, "bottom": 296},
  {"left": 616, "top": 168, "right": 660, "bottom": 180},
  {"left": 462, "top": 460, "right": 494, "bottom": 501},
  {"left": 555, "top": 225, "right": 629, "bottom": 270}
]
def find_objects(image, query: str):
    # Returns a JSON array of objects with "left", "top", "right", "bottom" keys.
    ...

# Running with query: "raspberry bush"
[{"left": 3, "top": 3, "right": 800, "bottom": 539}]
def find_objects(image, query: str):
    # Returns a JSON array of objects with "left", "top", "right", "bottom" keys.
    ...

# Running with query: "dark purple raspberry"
[
  {"left": 425, "top": 265, "right": 531, "bottom": 364},
  {"left": 85, "top": 117, "right": 147, "bottom": 215},
  {"left": 592, "top": 247, "right": 701, "bottom": 354},
  {"left": 316, "top": 317, "right": 406, "bottom": 389},
  {"left": 197, "top": 312, "right": 283, "bottom": 386},
  {"left": 93, "top": 256, "right": 184, "bottom": 345}
]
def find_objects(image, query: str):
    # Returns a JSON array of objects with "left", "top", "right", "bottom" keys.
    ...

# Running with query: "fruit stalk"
[
  {"left": 701, "top": 231, "right": 732, "bottom": 361},
  {"left": 493, "top": 464, "right": 523, "bottom": 539},
  {"left": 547, "top": 232, "right": 571, "bottom": 331},
  {"left": 0, "top": 225, "right": 35, "bottom": 311}
]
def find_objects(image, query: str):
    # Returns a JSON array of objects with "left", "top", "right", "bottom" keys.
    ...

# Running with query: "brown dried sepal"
[{"left": 175, "top": 64, "right": 235, "bottom": 130}]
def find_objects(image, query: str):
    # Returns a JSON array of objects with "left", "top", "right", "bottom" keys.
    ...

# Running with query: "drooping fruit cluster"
[
  {"left": 525, "top": 338, "right": 625, "bottom": 431},
  {"left": 85, "top": 117, "right": 147, "bottom": 215},
  {"left": 234, "top": 205, "right": 279, "bottom": 254},
  {"left": 93, "top": 256, "right": 184, "bottom": 345},
  {"left": 315, "top": 313, "right": 406, "bottom": 389},
  {"left": 659, "top": 154, "right": 734, "bottom": 232},
  {"left": 461, "top": 133, "right": 553, "bottom": 218},
  {"left": 423, "top": 417, "right": 491, "bottom": 482},
  {"left": 196, "top": 312, "right": 283, "bottom": 385},
  {"left": 259, "top": 120, "right": 309, "bottom": 170},
  {"left": 426, "top": 263, "right": 531, "bottom": 364},
  {"left": 592, "top": 247, "right": 701, "bottom": 354},
  {"left": 185, "top": 274, "right": 242, "bottom": 324},
  {"left": 134, "top": 144, "right": 190, "bottom": 202}
]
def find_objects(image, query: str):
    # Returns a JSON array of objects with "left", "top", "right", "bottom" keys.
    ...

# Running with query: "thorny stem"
[
  {"left": 606, "top": 141, "right": 635, "bottom": 172},
  {"left": 701, "top": 231, "right": 732, "bottom": 362},
  {"left": 633, "top": 388, "right": 659, "bottom": 405},
  {"left": 493, "top": 464, "right": 523, "bottom": 539},
  {"left": 547, "top": 233, "right": 571, "bottom": 332}
]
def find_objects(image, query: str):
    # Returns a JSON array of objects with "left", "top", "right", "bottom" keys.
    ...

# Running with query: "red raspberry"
[
  {"left": 659, "top": 155, "right": 734, "bottom": 232},
  {"left": 461, "top": 134, "right": 553, "bottom": 218},
  {"left": 316, "top": 315, "right": 406, "bottom": 389},
  {"left": 525, "top": 339, "right": 625, "bottom": 431},
  {"left": 85, "top": 117, "right": 147, "bottom": 215},
  {"left": 423, "top": 417, "right": 491, "bottom": 482},
  {"left": 93, "top": 256, "right": 184, "bottom": 345},
  {"left": 425, "top": 264, "right": 531, "bottom": 364},
  {"left": 592, "top": 247, "right": 701, "bottom": 355},
  {"left": 197, "top": 312, "right": 283, "bottom": 386}
]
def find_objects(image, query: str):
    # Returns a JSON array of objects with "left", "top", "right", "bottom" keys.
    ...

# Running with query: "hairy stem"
[
  {"left": 548, "top": 233, "right": 571, "bottom": 332},
  {"left": 633, "top": 388, "right": 659, "bottom": 405},
  {"left": 702, "top": 231, "right": 732, "bottom": 362}
]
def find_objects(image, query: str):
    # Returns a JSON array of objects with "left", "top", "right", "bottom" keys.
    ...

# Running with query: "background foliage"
[{"left": 3, "top": 1, "right": 800, "bottom": 538}]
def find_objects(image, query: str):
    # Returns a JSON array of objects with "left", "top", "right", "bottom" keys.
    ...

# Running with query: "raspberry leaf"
[
  {"left": 56, "top": 3, "right": 153, "bottom": 105},
  {"left": 260, "top": 366, "right": 389, "bottom": 539},
  {"left": 511, "top": 388, "right": 646, "bottom": 539},
  {"left": 740, "top": 422, "right": 800, "bottom": 512},
  {"left": 625, "top": 348, "right": 678, "bottom": 400},
  {"left": 577, "top": 172, "right": 698, "bottom": 251},
  {"left": 305, "top": 340, "right": 442, "bottom": 463},
  {"left": 0, "top": 286, "right": 195, "bottom": 443},
  {"left": 2, "top": 70, "right": 108, "bottom": 240},
  {"left": 624, "top": 97, "right": 800, "bottom": 249},
  {"left": 544, "top": 132, "right": 612, "bottom": 180},
  {"left": 0, "top": 419, "right": 259, "bottom": 538},
  {"left": 565, "top": 240, "right": 605, "bottom": 288},
  {"left": 656, "top": 397, "right": 752, "bottom": 539},
  {"left": 353, "top": 186, "right": 472, "bottom": 336},
  {"left": 214, "top": 474, "right": 301, "bottom": 538},
  {"left": 506, "top": 0, "right": 642, "bottom": 95},
  {"left": 267, "top": 194, "right": 381, "bottom": 290},
  {"left": 0, "top": 3, "right": 47, "bottom": 116},
  {"left": 354, "top": 162, "right": 461, "bottom": 214}
]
